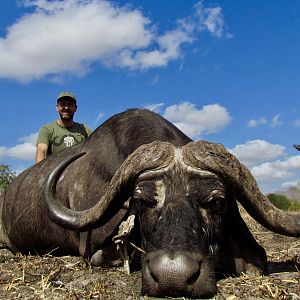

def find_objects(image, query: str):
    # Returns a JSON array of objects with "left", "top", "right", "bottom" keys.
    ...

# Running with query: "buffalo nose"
[
  {"left": 149, "top": 252, "right": 200, "bottom": 287},
  {"left": 142, "top": 251, "right": 217, "bottom": 298},
  {"left": 142, "top": 251, "right": 206, "bottom": 299}
]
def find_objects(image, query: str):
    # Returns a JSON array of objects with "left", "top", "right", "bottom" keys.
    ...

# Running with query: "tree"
[
  {"left": 267, "top": 193, "right": 300, "bottom": 211},
  {"left": 0, "top": 165, "right": 16, "bottom": 193}
]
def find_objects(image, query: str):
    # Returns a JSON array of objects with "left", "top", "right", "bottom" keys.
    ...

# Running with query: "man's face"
[{"left": 56, "top": 100, "right": 77, "bottom": 120}]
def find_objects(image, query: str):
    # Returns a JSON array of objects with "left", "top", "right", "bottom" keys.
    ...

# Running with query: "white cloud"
[
  {"left": 247, "top": 114, "right": 284, "bottom": 128},
  {"left": 281, "top": 180, "right": 300, "bottom": 189},
  {"left": 95, "top": 112, "right": 105, "bottom": 123},
  {"left": 0, "top": 143, "right": 35, "bottom": 161},
  {"left": 247, "top": 117, "right": 267, "bottom": 128},
  {"left": 145, "top": 103, "right": 165, "bottom": 113},
  {"left": 103, "top": 1, "right": 230, "bottom": 70},
  {"left": 229, "top": 140, "right": 285, "bottom": 168},
  {"left": 252, "top": 163, "right": 292, "bottom": 180},
  {"left": 0, "top": 147, "right": 6, "bottom": 158},
  {"left": 0, "top": 0, "right": 228, "bottom": 82},
  {"left": 252, "top": 155, "right": 300, "bottom": 180},
  {"left": 292, "top": 119, "right": 300, "bottom": 127},
  {"left": 244, "top": 154, "right": 300, "bottom": 194},
  {"left": 6, "top": 143, "right": 36, "bottom": 160},
  {"left": 193, "top": 2, "right": 231, "bottom": 38},
  {"left": 116, "top": 27, "right": 193, "bottom": 70},
  {"left": 150, "top": 74, "right": 160, "bottom": 85},
  {"left": 228, "top": 140, "right": 300, "bottom": 194},
  {"left": 163, "top": 102, "right": 231, "bottom": 139},
  {"left": 19, "top": 132, "right": 38, "bottom": 144},
  {"left": 270, "top": 114, "right": 283, "bottom": 127},
  {"left": 0, "top": 133, "right": 37, "bottom": 161}
]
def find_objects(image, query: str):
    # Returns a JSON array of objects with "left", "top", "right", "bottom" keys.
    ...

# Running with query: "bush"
[
  {"left": 267, "top": 193, "right": 300, "bottom": 211},
  {"left": 0, "top": 165, "right": 16, "bottom": 193},
  {"left": 289, "top": 201, "right": 300, "bottom": 211}
]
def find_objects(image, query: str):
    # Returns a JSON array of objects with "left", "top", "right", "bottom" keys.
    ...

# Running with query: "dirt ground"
[{"left": 0, "top": 210, "right": 299, "bottom": 300}]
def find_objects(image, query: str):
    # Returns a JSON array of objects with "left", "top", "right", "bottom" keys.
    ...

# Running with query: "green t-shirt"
[{"left": 37, "top": 121, "right": 93, "bottom": 155}]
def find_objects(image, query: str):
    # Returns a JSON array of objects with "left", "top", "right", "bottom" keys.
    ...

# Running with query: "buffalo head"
[{"left": 44, "top": 140, "right": 300, "bottom": 298}]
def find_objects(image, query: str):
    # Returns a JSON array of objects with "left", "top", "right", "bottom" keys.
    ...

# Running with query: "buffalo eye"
[
  {"left": 133, "top": 188, "right": 157, "bottom": 208},
  {"left": 201, "top": 195, "right": 225, "bottom": 211}
]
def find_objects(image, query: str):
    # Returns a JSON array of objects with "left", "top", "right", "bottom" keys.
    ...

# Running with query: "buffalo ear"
[{"left": 218, "top": 199, "right": 267, "bottom": 276}]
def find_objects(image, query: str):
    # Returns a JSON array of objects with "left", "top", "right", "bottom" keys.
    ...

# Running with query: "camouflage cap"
[{"left": 57, "top": 92, "right": 77, "bottom": 103}]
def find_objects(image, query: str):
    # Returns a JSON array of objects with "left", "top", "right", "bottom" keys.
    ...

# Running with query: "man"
[{"left": 35, "top": 92, "right": 93, "bottom": 163}]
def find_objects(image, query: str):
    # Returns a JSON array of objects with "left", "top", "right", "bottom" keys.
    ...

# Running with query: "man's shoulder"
[
  {"left": 40, "top": 120, "right": 57, "bottom": 130},
  {"left": 37, "top": 121, "right": 57, "bottom": 144}
]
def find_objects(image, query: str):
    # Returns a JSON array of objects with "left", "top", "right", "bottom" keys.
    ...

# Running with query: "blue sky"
[{"left": 1, "top": 0, "right": 300, "bottom": 194}]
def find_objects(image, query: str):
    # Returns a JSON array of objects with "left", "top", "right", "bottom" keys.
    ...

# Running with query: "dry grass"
[{"left": 0, "top": 208, "right": 299, "bottom": 299}]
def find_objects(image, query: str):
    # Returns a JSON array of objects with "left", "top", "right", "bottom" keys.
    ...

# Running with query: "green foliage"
[
  {"left": 0, "top": 165, "right": 16, "bottom": 193},
  {"left": 289, "top": 201, "right": 300, "bottom": 211},
  {"left": 267, "top": 193, "right": 300, "bottom": 211}
]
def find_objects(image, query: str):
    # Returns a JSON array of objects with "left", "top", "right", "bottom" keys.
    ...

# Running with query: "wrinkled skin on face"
[{"left": 133, "top": 165, "right": 227, "bottom": 298}]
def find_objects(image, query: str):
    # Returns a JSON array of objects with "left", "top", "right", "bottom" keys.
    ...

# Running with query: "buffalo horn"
[
  {"left": 182, "top": 140, "right": 300, "bottom": 237},
  {"left": 45, "top": 141, "right": 174, "bottom": 230}
]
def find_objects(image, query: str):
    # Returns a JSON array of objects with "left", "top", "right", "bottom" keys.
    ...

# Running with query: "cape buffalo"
[{"left": 1, "top": 109, "right": 300, "bottom": 298}]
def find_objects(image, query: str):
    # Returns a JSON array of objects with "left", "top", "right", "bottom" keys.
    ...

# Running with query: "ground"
[{"left": 0, "top": 210, "right": 299, "bottom": 300}]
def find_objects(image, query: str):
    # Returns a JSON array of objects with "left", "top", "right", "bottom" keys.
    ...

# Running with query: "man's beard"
[{"left": 59, "top": 112, "right": 74, "bottom": 120}]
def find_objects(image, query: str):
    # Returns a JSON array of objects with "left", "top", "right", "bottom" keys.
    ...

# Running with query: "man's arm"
[
  {"left": 36, "top": 123, "right": 52, "bottom": 163},
  {"left": 35, "top": 143, "right": 48, "bottom": 163}
]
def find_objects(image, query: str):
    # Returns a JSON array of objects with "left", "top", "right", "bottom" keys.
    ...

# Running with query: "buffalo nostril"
[
  {"left": 150, "top": 271, "right": 159, "bottom": 283},
  {"left": 145, "top": 258, "right": 159, "bottom": 283},
  {"left": 186, "top": 266, "right": 201, "bottom": 285}
]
